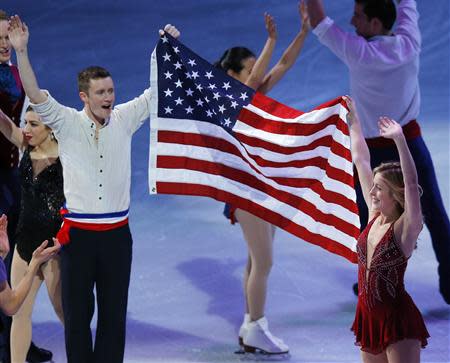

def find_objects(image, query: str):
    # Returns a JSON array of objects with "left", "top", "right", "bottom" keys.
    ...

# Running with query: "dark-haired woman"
[
  {"left": 0, "top": 106, "right": 64, "bottom": 363},
  {"left": 215, "top": 2, "right": 309, "bottom": 354}
]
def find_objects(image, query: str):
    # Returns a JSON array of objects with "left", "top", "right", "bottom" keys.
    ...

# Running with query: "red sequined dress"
[{"left": 351, "top": 215, "right": 429, "bottom": 354}]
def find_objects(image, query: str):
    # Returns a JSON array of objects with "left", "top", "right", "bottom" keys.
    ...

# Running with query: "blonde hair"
[{"left": 373, "top": 162, "right": 405, "bottom": 212}]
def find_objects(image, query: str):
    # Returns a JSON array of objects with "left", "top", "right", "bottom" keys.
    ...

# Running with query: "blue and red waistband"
[{"left": 56, "top": 208, "right": 129, "bottom": 245}]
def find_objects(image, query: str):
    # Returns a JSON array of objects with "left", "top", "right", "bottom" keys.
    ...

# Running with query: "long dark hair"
[{"left": 213, "top": 47, "right": 255, "bottom": 73}]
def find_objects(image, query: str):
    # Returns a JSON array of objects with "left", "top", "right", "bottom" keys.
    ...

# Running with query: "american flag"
[{"left": 149, "top": 34, "right": 359, "bottom": 263}]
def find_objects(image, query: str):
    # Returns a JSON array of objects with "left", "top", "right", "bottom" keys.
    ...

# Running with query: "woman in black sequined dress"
[{"left": 0, "top": 106, "right": 64, "bottom": 363}]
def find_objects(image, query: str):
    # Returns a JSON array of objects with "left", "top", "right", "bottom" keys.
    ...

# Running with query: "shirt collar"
[
  {"left": 82, "top": 108, "right": 111, "bottom": 128},
  {"left": 368, "top": 32, "right": 394, "bottom": 42}
]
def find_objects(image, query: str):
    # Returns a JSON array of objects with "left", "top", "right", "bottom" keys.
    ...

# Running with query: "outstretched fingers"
[
  {"left": 299, "top": 1, "right": 310, "bottom": 29},
  {"left": 378, "top": 116, "right": 402, "bottom": 139},
  {"left": 8, "top": 15, "right": 29, "bottom": 51},
  {"left": 9, "top": 15, "right": 22, "bottom": 32},
  {"left": 33, "top": 240, "right": 49, "bottom": 257},
  {"left": 264, "top": 12, "right": 277, "bottom": 39},
  {"left": 31, "top": 239, "right": 61, "bottom": 266}
]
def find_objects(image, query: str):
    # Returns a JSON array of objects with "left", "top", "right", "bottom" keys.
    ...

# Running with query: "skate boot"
[
  {"left": 238, "top": 313, "right": 250, "bottom": 346},
  {"left": 243, "top": 316, "right": 289, "bottom": 355}
]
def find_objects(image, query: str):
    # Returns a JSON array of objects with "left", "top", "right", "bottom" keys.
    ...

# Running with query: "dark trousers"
[
  {"left": 0, "top": 168, "right": 20, "bottom": 362},
  {"left": 61, "top": 224, "right": 133, "bottom": 363},
  {"left": 355, "top": 135, "right": 450, "bottom": 301}
]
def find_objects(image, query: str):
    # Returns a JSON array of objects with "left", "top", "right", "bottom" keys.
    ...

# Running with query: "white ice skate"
[
  {"left": 238, "top": 313, "right": 250, "bottom": 347},
  {"left": 242, "top": 317, "right": 289, "bottom": 355}
]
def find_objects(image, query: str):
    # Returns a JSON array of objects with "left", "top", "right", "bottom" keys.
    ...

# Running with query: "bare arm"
[
  {"left": 258, "top": 1, "right": 310, "bottom": 94},
  {"left": 8, "top": 16, "right": 47, "bottom": 105},
  {"left": 0, "top": 216, "right": 60, "bottom": 315},
  {"left": 344, "top": 97, "right": 373, "bottom": 210},
  {"left": 0, "top": 258, "right": 41, "bottom": 316},
  {"left": 378, "top": 117, "right": 422, "bottom": 254},
  {"left": 306, "top": 0, "right": 326, "bottom": 29},
  {"left": 245, "top": 13, "right": 277, "bottom": 90},
  {"left": 0, "top": 108, "right": 25, "bottom": 149}
]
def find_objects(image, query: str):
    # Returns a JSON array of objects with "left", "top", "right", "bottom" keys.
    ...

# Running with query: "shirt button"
[
  {"left": 99, "top": 197, "right": 102, "bottom": 200},
  {"left": 10, "top": 163, "right": 14, "bottom": 167},
  {"left": 100, "top": 155, "right": 103, "bottom": 158},
  {"left": 99, "top": 184, "right": 102, "bottom": 187},
  {"left": 100, "top": 169, "right": 103, "bottom": 173}
]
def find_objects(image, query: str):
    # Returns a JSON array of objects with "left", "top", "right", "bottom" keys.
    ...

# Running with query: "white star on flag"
[{"left": 240, "top": 92, "right": 248, "bottom": 100}]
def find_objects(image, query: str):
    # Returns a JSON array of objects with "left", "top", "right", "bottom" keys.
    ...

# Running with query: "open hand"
[
  {"left": 264, "top": 13, "right": 277, "bottom": 40},
  {"left": 378, "top": 116, "right": 403, "bottom": 140},
  {"left": 0, "top": 215, "right": 10, "bottom": 259},
  {"left": 8, "top": 15, "right": 29, "bottom": 52},
  {"left": 30, "top": 238, "right": 61, "bottom": 268},
  {"left": 159, "top": 24, "right": 180, "bottom": 39},
  {"left": 299, "top": 1, "right": 311, "bottom": 31}
]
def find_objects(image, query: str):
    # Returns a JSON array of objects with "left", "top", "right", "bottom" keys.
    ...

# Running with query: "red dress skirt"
[{"left": 351, "top": 216, "right": 429, "bottom": 354}]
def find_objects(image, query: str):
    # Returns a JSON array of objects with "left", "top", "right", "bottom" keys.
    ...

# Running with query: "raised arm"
[
  {"left": 258, "top": 1, "right": 310, "bottom": 94},
  {"left": 394, "top": 0, "right": 421, "bottom": 50},
  {"left": 378, "top": 117, "right": 422, "bottom": 253},
  {"left": 0, "top": 108, "right": 25, "bottom": 149},
  {"left": 245, "top": 13, "right": 277, "bottom": 90},
  {"left": 306, "top": 0, "right": 326, "bottom": 29},
  {"left": 8, "top": 16, "right": 47, "bottom": 105},
  {"left": 344, "top": 97, "right": 373, "bottom": 210},
  {"left": 114, "top": 24, "right": 181, "bottom": 135},
  {"left": 0, "top": 216, "right": 60, "bottom": 315}
]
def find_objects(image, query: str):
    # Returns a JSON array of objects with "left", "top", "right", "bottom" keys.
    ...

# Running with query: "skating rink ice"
[{"left": 7, "top": 0, "right": 450, "bottom": 362}]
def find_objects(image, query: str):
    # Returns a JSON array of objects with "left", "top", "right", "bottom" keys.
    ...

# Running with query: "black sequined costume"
[{"left": 15, "top": 148, "right": 64, "bottom": 263}]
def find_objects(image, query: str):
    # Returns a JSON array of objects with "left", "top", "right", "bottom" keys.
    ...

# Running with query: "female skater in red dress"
[{"left": 346, "top": 97, "right": 429, "bottom": 363}]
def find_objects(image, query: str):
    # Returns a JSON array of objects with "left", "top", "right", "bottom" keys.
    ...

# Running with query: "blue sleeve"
[{"left": 0, "top": 258, "right": 7, "bottom": 289}]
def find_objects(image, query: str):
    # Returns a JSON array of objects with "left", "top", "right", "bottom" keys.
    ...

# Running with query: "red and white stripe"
[{"left": 149, "top": 92, "right": 359, "bottom": 263}]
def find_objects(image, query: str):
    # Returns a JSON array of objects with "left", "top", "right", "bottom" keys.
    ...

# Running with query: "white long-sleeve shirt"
[
  {"left": 31, "top": 89, "right": 151, "bottom": 223},
  {"left": 313, "top": 0, "right": 421, "bottom": 138}
]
